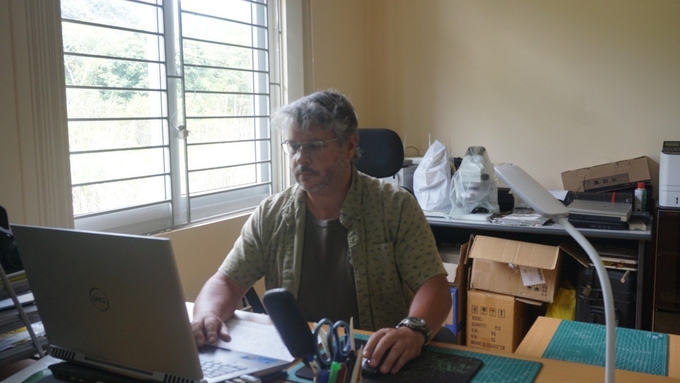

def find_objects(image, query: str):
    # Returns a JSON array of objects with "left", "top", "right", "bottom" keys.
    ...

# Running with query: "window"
[{"left": 61, "top": 0, "right": 283, "bottom": 234}]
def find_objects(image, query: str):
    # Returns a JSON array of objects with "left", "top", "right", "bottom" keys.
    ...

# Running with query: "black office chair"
[
  {"left": 356, "top": 128, "right": 405, "bottom": 179},
  {"left": 431, "top": 327, "right": 458, "bottom": 344},
  {"left": 0, "top": 206, "right": 22, "bottom": 274},
  {"left": 243, "top": 287, "right": 266, "bottom": 314}
]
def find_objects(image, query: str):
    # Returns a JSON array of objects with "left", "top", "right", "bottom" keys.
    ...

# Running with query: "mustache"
[{"left": 294, "top": 166, "right": 319, "bottom": 176}]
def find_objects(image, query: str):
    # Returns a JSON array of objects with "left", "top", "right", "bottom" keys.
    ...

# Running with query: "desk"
[
  {"left": 424, "top": 341, "right": 679, "bottom": 382},
  {"left": 427, "top": 215, "right": 652, "bottom": 329},
  {"left": 9, "top": 332, "right": 680, "bottom": 383},
  {"left": 515, "top": 316, "right": 680, "bottom": 379}
]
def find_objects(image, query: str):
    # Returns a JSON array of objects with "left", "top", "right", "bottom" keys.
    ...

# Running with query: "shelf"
[
  {"left": 0, "top": 335, "right": 48, "bottom": 367},
  {"left": 427, "top": 215, "right": 651, "bottom": 330},
  {"left": 0, "top": 263, "right": 45, "bottom": 367},
  {"left": 0, "top": 271, "right": 30, "bottom": 301},
  {"left": 0, "top": 304, "right": 40, "bottom": 334}
]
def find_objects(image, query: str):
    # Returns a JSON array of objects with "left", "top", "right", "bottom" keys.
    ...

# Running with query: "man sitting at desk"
[{"left": 191, "top": 90, "right": 451, "bottom": 374}]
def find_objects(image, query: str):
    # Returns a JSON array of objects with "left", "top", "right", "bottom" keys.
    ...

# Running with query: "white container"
[
  {"left": 659, "top": 142, "right": 680, "bottom": 208},
  {"left": 634, "top": 182, "right": 646, "bottom": 212}
]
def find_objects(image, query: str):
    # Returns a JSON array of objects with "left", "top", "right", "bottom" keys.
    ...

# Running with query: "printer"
[{"left": 659, "top": 141, "right": 680, "bottom": 208}]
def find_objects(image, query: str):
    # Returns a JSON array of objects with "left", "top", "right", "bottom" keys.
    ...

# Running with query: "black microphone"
[{"left": 262, "top": 288, "right": 316, "bottom": 359}]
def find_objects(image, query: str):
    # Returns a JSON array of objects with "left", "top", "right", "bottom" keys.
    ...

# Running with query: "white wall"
[
  {"left": 156, "top": 215, "right": 249, "bottom": 301},
  {"left": 310, "top": 0, "right": 680, "bottom": 191}
]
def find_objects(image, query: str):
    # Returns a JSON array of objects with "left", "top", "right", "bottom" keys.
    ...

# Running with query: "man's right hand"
[
  {"left": 191, "top": 312, "right": 232, "bottom": 347},
  {"left": 191, "top": 271, "right": 249, "bottom": 347}
]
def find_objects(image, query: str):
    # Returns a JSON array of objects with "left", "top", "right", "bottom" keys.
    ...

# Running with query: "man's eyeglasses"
[{"left": 281, "top": 138, "right": 339, "bottom": 156}]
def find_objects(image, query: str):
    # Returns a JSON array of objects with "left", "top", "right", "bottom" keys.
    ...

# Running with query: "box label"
[
  {"left": 583, "top": 172, "right": 631, "bottom": 191},
  {"left": 520, "top": 266, "right": 545, "bottom": 286}
]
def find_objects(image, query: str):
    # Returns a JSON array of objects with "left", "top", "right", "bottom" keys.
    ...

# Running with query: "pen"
[
  {"left": 328, "top": 361, "right": 341, "bottom": 383},
  {"left": 349, "top": 345, "right": 364, "bottom": 383},
  {"left": 335, "top": 363, "right": 347, "bottom": 383},
  {"left": 349, "top": 317, "right": 355, "bottom": 351},
  {"left": 306, "top": 355, "right": 321, "bottom": 374},
  {"left": 317, "top": 369, "right": 329, "bottom": 383}
]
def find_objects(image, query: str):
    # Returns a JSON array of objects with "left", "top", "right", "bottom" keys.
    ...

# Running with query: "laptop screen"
[{"left": 12, "top": 225, "right": 206, "bottom": 381}]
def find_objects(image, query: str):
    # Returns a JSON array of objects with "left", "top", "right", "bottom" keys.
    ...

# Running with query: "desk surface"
[
  {"left": 515, "top": 316, "right": 680, "bottom": 380},
  {"left": 10, "top": 335, "right": 680, "bottom": 383}
]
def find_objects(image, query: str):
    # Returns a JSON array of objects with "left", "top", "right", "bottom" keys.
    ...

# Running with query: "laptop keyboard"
[{"left": 200, "top": 359, "right": 248, "bottom": 378}]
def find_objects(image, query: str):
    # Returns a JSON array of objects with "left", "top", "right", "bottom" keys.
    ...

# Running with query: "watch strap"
[{"left": 397, "top": 317, "right": 432, "bottom": 345}]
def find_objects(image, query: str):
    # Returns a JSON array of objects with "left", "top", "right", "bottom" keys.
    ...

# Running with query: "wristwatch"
[{"left": 397, "top": 317, "right": 432, "bottom": 345}]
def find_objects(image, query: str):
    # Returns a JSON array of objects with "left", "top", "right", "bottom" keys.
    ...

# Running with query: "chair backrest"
[
  {"left": 244, "top": 286, "right": 266, "bottom": 314},
  {"left": 0, "top": 206, "right": 9, "bottom": 230},
  {"left": 356, "top": 128, "right": 404, "bottom": 179},
  {"left": 0, "top": 206, "right": 22, "bottom": 274}
]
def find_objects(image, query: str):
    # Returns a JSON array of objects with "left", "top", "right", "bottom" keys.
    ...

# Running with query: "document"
[
  {"left": 221, "top": 310, "right": 295, "bottom": 362},
  {"left": 185, "top": 302, "right": 294, "bottom": 363}
]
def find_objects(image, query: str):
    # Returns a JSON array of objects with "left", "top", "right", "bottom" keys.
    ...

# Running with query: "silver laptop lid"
[
  {"left": 12, "top": 225, "right": 205, "bottom": 383},
  {"left": 567, "top": 199, "right": 632, "bottom": 221}
]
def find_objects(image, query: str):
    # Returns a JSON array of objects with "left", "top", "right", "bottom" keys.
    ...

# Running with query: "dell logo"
[{"left": 89, "top": 288, "right": 109, "bottom": 311}]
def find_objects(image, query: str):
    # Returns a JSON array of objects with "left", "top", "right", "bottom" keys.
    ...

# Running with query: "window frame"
[{"left": 61, "top": 0, "right": 286, "bottom": 234}]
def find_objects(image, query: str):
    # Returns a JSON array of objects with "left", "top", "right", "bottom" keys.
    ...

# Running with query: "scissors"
[{"left": 312, "top": 318, "right": 352, "bottom": 368}]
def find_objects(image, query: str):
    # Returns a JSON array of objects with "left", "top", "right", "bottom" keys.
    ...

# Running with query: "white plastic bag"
[
  {"left": 413, "top": 140, "right": 452, "bottom": 211},
  {"left": 449, "top": 146, "right": 499, "bottom": 217}
]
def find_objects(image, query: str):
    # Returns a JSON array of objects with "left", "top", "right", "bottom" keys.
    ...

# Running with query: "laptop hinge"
[
  {"left": 163, "top": 374, "right": 202, "bottom": 383},
  {"left": 49, "top": 345, "right": 76, "bottom": 361}
]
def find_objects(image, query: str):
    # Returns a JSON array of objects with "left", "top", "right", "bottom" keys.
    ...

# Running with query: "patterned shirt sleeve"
[
  {"left": 394, "top": 192, "right": 446, "bottom": 292},
  {"left": 218, "top": 204, "right": 267, "bottom": 288}
]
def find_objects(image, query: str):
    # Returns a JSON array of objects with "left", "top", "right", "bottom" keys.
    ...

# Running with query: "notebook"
[
  {"left": 12, "top": 224, "right": 292, "bottom": 383},
  {"left": 567, "top": 199, "right": 632, "bottom": 222}
]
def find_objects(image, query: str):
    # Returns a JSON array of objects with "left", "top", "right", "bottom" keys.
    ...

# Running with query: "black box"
[{"left": 576, "top": 266, "right": 636, "bottom": 328}]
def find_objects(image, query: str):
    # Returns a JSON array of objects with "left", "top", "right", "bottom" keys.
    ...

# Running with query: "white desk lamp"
[{"left": 495, "top": 164, "right": 616, "bottom": 383}]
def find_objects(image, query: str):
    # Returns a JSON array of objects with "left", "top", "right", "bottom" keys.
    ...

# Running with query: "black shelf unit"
[
  {"left": 652, "top": 208, "right": 680, "bottom": 334},
  {"left": 0, "top": 266, "right": 46, "bottom": 367}
]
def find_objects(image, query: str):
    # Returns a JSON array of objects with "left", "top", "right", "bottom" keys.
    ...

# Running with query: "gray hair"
[{"left": 272, "top": 90, "right": 360, "bottom": 163}]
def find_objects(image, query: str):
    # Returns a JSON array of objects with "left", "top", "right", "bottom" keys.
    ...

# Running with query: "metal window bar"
[{"left": 62, "top": 0, "right": 277, "bottom": 232}]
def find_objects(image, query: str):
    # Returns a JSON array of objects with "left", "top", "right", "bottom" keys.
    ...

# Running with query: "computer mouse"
[{"left": 361, "top": 353, "right": 389, "bottom": 376}]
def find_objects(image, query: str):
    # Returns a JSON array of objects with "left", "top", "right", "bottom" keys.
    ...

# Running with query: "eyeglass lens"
[{"left": 282, "top": 139, "right": 335, "bottom": 156}]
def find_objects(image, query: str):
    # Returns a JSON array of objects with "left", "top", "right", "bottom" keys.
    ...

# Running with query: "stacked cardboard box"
[
  {"left": 467, "top": 290, "right": 526, "bottom": 352},
  {"left": 465, "top": 235, "right": 587, "bottom": 353},
  {"left": 561, "top": 156, "right": 658, "bottom": 210}
]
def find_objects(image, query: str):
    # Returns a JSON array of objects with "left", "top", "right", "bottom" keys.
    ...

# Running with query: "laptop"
[
  {"left": 567, "top": 199, "right": 632, "bottom": 222},
  {"left": 11, "top": 224, "right": 292, "bottom": 383}
]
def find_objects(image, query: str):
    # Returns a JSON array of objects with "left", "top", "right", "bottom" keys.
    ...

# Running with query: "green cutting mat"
[
  {"left": 543, "top": 320, "right": 668, "bottom": 376},
  {"left": 287, "top": 334, "right": 542, "bottom": 383}
]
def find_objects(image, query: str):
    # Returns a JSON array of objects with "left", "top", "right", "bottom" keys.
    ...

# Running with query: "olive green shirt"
[{"left": 219, "top": 167, "right": 446, "bottom": 331}]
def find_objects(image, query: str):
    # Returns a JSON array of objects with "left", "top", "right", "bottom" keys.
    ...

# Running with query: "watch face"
[{"left": 409, "top": 317, "right": 425, "bottom": 326}]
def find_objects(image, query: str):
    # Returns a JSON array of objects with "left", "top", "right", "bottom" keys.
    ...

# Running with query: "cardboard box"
[
  {"left": 561, "top": 156, "right": 659, "bottom": 194},
  {"left": 444, "top": 286, "right": 465, "bottom": 344},
  {"left": 468, "top": 235, "right": 585, "bottom": 303},
  {"left": 440, "top": 237, "right": 473, "bottom": 344},
  {"left": 467, "top": 290, "right": 527, "bottom": 353},
  {"left": 439, "top": 239, "right": 470, "bottom": 286}
]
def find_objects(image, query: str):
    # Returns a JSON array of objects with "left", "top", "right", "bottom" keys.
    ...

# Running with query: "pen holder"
[
  {"left": 261, "top": 290, "right": 363, "bottom": 383},
  {"left": 311, "top": 347, "right": 363, "bottom": 383},
  {"left": 310, "top": 318, "right": 363, "bottom": 383}
]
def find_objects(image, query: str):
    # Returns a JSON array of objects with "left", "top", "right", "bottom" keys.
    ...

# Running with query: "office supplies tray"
[{"left": 543, "top": 320, "right": 668, "bottom": 376}]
